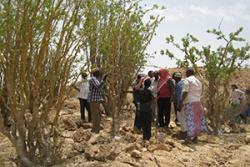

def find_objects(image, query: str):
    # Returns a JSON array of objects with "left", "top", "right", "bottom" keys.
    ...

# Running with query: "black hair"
[
  {"left": 186, "top": 67, "right": 195, "bottom": 76},
  {"left": 81, "top": 72, "right": 87, "bottom": 79},
  {"left": 144, "top": 79, "right": 151, "bottom": 88},
  {"left": 92, "top": 70, "right": 100, "bottom": 77},
  {"left": 148, "top": 70, "right": 153, "bottom": 75},
  {"left": 137, "top": 74, "right": 142, "bottom": 80},
  {"left": 231, "top": 84, "right": 238, "bottom": 89}
]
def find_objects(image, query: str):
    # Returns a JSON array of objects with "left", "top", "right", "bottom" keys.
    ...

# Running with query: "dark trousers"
[
  {"left": 141, "top": 111, "right": 152, "bottom": 140},
  {"left": 134, "top": 102, "right": 141, "bottom": 129},
  {"left": 79, "top": 98, "right": 91, "bottom": 122},
  {"left": 157, "top": 97, "right": 171, "bottom": 127},
  {"left": 90, "top": 102, "right": 101, "bottom": 133}
]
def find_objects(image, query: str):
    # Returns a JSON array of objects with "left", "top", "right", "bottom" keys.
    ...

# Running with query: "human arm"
[
  {"left": 180, "top": 79, "right": 189, "bottom": 110},
  {"left": 167, "top": 79, "right": 175, "bottom": 102},
  {"left": 134, "top": 78, "right": 145, "bottom": 90},
  {"left": 180, "top": 91, "right": 188, "bottom": 110},
  {"left": 90, "top": 77, "right": 104, "bottom": 89}
]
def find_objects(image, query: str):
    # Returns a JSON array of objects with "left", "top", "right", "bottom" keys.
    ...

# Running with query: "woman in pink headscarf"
[{"left": 157, "top": 68, "right": 175, "bottom": 128}]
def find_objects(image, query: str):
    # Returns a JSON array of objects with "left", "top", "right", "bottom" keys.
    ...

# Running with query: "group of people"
[
  {"left": 132, "top": 68, "right": 208, "bottom": 143},
  {"left": 75, "top": 67, "right": 249, "bottom": 143}
]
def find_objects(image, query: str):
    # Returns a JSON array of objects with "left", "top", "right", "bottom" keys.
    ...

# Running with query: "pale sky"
[{"left": 142, "top": 0, "right": 250, "bottom": 72}]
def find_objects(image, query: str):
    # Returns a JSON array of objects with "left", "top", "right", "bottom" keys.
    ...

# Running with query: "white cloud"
[{"left": 160, "top": 3, "right": 250, "bottom": 23}]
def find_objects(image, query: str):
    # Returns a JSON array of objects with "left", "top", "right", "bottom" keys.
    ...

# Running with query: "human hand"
[
  {"left": 179, "top": 102, "right": 184, "bottom": 111},
  {"left": 103, "top": 74, "right": 108, "bottom": 81}
]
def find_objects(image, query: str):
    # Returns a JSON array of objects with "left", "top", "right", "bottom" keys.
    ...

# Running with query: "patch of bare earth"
[{"left": 1, "top": 68, "right": 250, "bottom": 167}]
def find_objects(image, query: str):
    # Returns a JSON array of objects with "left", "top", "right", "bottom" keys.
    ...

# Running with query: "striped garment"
[{"left": 88, "top": 76, "right": 105, "bottom": 102}]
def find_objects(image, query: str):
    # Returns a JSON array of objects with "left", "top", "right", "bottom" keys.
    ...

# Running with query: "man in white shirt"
[
  {"left": 77, "top": 72, "right": 91, "bottom": 122},
  {"left": 230, "top": 84, "right": 245, "bottom": 108},
  {"left": 180, "top": 68, "right": 207, "bottom": 143},
  {"left": 150, "top": 71, "right": 159, "bottom": 123}
]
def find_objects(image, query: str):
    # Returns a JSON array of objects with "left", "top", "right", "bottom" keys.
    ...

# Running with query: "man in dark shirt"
[
  {"left": 132, "top": 74, "right": 144, "bottom": 131},
  {"left": 139, "top": 79, "right": 153, "bottom": 140}
]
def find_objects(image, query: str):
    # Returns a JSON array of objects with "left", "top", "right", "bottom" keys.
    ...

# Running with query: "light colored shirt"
[
  {"left": 231, "top": 89, "right": 245, "bottom": 105},
  {"left": 77, "top": 79, "right": 89, "bottom": 99},
  {"left": 182, "top": 75, "right": 202, "bottom": 104},
  {"left": 150, "top": 79, "right": 158, "bottom": 98}
]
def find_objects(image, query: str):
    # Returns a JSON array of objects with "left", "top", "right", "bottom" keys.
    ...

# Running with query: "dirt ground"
[
  {"left": 1, "top": 96, "right": 250, "bottom": 167},
  {"left": 0, "top": 68, "right": 250, "bottom": 167}
]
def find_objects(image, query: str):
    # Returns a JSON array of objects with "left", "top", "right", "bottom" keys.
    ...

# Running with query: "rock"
[
  {"left": 131, "top": 150, "right": 142, "bottom": 159},
  {"left": 156, "top": 132, "right": 167, "bottom": 143},
  {"left": 88, "top": 134, "right": 109, "bottom": 145},
  {"left": 73, "top": 141, "right": 88, "bottom": 153},
  {"left": 84, "top": 145, "right": 99, "bottom": 161},
  {"left": 62, "top": 117, "right": 77, "bottom": 131},
  {"left": 245, "top": 135, "right": 250, "bottom": 144},
  {"left": 227, "top": 144, "right": 241, "bottom": 150},
  {"left": 121, "top": 125, "right": 131, "bottom": 132},
  {"left": 148, "top": 144, "right": 172, "bottom": 152},
  {"left": 61, "top": 131, "right": 74, "bottom": 138},
  {"left": 73, "top": 128, "right": 92, "bottom": 143},
  {"left": 107, "top": 150, "right": 120, "bottom": 161},
  {"left": 124, "top": 133, "right": 138, "bottom": 143},
  {"left": 125, "top": 143, "right": 140, "bottom": 153},
  {"left": 182, "top": 157, "right": 189, "bottom": 162},
  {"left": 164, "top": 139, "right": 176, "bottom": 147},
  {"left": 224, "top": 127, "right": 231, "bottom": 133},
  {"left": 76, "top": 121, "right": 92, "bottom": 129}
]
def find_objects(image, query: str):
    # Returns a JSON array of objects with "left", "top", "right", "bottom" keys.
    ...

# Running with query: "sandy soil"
[
  {"left": 1, "top": 97, "right": 250, "bottom": 167},
  {"left": 0, "top": 68, "right": 250, "bottom": 167}
]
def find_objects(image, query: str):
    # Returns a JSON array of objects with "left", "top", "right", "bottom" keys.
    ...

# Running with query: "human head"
[
  {"left": 81, "top": 72, "right": 88, "bottom": 79},
  {"left": 173, "top": 72, "right": 182, "bottom": 82},
  {"left": 154, "top": 71, "right": 159, "bottom": 80},
  {"left": 186, "top": 68, "right": 195, "bottom": 77},
  {"left": 91, "top": 68, "right": 100, "bottom": 77},
  {"left": 136, "top": 74, "right": 143, "bottom": 82},
  {"left": 158, "top": 68, "right": 170, "bottom": 79},
  {"left": 231, "top": 84, "right": 238, "bottom": 90},
  {"left": 144, "top": 79, "right": 151, "bottom": 88},
  {"left": 148, "top": 70, "right": 154, "bottom": 78}
]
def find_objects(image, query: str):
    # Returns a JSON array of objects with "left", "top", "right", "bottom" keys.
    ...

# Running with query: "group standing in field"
[
  {"left": 75, "top": 67, "right": 250, "bottom": 143},
  {"left": 131, "top": 67, "right": 208, "bottom": 143}
]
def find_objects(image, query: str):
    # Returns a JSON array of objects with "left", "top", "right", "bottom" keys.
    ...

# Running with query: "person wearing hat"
[{"left": 88, "top": 68, "right": 107, "bottom": 133}]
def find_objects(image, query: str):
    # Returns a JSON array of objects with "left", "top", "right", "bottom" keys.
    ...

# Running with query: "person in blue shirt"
[{"left": 173, "top": 72, "right": 182, "bottom": 124}]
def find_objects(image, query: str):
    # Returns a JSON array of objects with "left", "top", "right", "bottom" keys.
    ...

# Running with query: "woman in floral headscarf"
[{"left": 157, "top": 68, "right": 175, "bottom": 128}]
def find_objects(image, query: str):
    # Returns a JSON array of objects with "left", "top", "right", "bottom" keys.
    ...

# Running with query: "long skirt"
[
  {"left": 184, "top": 101, "right": 207, "bottom": 138},
  {"left": 177, "top": 108, "right": 187, "bottom": 132}
]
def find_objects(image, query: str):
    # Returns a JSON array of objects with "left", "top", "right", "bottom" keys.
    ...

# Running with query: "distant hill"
[{"left": 168, "top": 67, "right": 250, "bottom": 90}]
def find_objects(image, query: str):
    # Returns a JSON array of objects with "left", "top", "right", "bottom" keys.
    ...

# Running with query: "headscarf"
[{"left": 157, "top": 68, "right": 171, "bottom": 92}]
